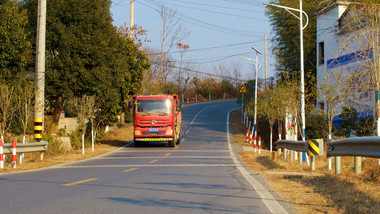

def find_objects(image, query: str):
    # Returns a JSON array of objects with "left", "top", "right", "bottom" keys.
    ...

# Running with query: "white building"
[{"left": 314, "top": 1, "right": 375, "bottom": 116}]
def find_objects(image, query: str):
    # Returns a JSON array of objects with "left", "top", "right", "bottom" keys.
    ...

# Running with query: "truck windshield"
[{"left": 136, "top": 99, "right": 172, "bottom": 115}]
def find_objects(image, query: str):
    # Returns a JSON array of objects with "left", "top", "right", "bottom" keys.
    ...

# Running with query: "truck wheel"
[
  {"left": 169, "top": 135, "right": 176, "bottom": 147},
  {"left": 176, "top": 133, "right": 181, "bottom": 145},
  {"left": 169, "top": 140, "right": 176, "bottom": 147}
]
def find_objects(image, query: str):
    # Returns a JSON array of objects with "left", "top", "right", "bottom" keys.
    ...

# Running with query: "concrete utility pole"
[
  {"left": 264, "top": 34, "right": 268, "bottom": 89},
  {"left": 129, "top": 0, "right": 135, "bottom": 39},
  {"left": 34, "top": 0, "right": 47, "bottom": 142}
]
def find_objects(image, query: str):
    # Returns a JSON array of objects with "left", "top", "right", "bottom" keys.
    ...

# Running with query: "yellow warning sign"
[{"left": 239, "top": 84, "right": 247, "bottom": 93}]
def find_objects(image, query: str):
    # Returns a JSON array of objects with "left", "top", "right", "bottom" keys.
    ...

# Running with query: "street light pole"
[
  {"left": 242, "top": 46, "right": 262, "bottom": 141},
  {"left": 129, "top": 0, "right": 134, "bottom": 39},
  {"left": 252, "top": 47, "right": 262, "bottom": 140},
  {"left": 265, "top": 1, "right": 308, "bottom": 142}
]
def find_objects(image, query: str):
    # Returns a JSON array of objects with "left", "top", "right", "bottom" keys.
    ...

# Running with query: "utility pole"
[
  {"left": 129, "top": 0, "right": 135, "bottom": 39},
  {"left": 264, "top": 34, "right": 268, "bottom": 89},
  {"left": 34, "top": 0, "right": 47, "bottom": 142}
]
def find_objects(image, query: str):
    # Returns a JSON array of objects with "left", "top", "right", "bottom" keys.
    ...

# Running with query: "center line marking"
[
  {"left": 149, "top": 160, "right": 158, "bottom": 164},
  {"left": 164, "top": 153, "right": 171, "bottom": 156},
  {"left": 122, "top": 168, "right": 138, "bottom": 173},
  {"left": 63, "top": 178, "right": 98, "bottom": 186}
]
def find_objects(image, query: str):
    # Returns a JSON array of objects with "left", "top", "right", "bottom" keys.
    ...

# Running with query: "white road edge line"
[{"left": 227, "top": 108, "right": 288, "bottom": 214}]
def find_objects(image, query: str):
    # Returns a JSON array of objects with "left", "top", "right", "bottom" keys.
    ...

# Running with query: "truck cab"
[{"left": 132, "top": 94, "right": 181, "bottom": 147}]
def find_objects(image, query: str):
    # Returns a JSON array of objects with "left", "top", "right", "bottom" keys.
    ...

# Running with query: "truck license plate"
[{"left": 149, "top": 128, "right": 158, "bottom": 132}]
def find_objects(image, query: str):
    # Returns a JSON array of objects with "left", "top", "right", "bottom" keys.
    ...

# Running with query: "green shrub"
[
  {"left": 42, "top": 133, "right": 65, "bottom": 154},
  {"left": 69, "top": 130, "right": 82, "bottom": 149},
  {"left": 306, "top": 111, "right": 328, "bottom": 142}
]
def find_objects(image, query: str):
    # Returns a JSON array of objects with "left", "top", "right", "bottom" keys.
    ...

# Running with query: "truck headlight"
[
  {"left": 134, "top": 130, "right": 141, "bottom": 136},
  {"left": 166, "top": 129, "right": 173, "bottom": 135}
]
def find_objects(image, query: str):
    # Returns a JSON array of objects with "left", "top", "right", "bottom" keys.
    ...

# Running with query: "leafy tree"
[
  {"left": 253, "top": 87, "right": 284, "bottom": 152},
  {"left": 0, "top": 0, "right": 31, "bottom": 83},
  {"left": 23, "top": 0, "right": 149, "bottom": 128}
]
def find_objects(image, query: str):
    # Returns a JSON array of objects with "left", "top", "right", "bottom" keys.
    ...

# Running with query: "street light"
[
  {"left": 242, "top": 46, "right": 262, "bottom": 143},
  {"left": 265, "top": 1, "right": 309, "bottom": 144}
]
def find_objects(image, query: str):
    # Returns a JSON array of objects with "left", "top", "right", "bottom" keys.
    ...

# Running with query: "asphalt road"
[{"left": 0, "top": 100, "right": 291, "bottom": 214}]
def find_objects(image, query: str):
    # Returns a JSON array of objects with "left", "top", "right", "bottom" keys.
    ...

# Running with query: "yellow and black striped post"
[
  {"left": 308, "top": 139, "right": 322, "bottom": 156},
  {"left": 34, "top": 118, "right": 43, "bottom": 142},
  {"left": 308, "top": 139, "right": 323, "bottom": 171}
]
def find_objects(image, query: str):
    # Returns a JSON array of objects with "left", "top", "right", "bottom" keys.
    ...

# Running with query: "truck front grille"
[
  {"left": 139, "top": 119, "right": 169, "bottom": 125},
  {"left": 142, "top": 131, "right": 166, "bottom": 135}
]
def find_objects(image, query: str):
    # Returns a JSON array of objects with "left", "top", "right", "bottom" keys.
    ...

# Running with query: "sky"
[{"left": 110, "top": 0, "right": 277, "bottom": 83}]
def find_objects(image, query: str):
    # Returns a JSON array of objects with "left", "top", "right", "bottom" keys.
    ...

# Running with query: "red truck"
[{"left": 132, "top": 94, "right": 182, "bottom": 147}]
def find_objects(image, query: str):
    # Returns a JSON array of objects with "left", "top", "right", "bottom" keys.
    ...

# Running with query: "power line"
[
  {"left": 151, "top": 0, "right": 267, "bottom": 21},
  {"left": 151, "top": 61, "right": 247, "bottom": 81},
  {"left": 167, "top": 0, "right": 264, "bottom": 13},
  {"left": 139, "top": 0, "right": 265, "bottom": 37},
  {"left": 146, "top": 40, "right": 260, "bottom": 55}
]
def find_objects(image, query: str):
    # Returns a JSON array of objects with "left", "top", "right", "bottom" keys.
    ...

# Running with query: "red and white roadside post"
[
  {"left": 246, "top": 121, "right": 251, "bottom": 143},
  {"left": 249, "top": 130, "right": 253, "bottom": 144},
  {"left": 253, "top": 136, "right": 257, "bottom": 152},
  {"left": 186, "top": 97, "right": 189, "bottom": 104},
  {"left": 0, "top": 139, "right": 4, "bottom": 168},
  {"left": 258, "top": 137, "right": 262, "bottom": 153},
  {"left": 12, "top": 141, "right": 17, "bottom": 168}
]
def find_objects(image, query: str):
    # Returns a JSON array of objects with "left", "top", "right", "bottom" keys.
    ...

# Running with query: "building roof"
[{"left": 312, "top": 1, "right": 352, "bottom": 17}]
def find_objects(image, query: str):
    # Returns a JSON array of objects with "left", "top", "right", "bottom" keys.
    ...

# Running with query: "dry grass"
[
  {"left": 231, "top": 110, "right": 380, "bottom": 214},
  {"left": 0, "top": 124, "right": 133, "bottom": 173}
]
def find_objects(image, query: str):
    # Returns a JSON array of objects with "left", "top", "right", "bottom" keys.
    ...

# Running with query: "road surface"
[{"left": 0, "top": 100, "right": 292, "bottom": 213}]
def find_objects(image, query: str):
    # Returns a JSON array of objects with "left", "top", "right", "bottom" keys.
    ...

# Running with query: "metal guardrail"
[
  {"left": 275, "top": 140, "right": 308, "bottom": 152},
  {"left": 2, "top": 141, "right": 48, "bottom": 154},
  {"left": 328, "top": 137, "right": 380, "bottom": 158}
]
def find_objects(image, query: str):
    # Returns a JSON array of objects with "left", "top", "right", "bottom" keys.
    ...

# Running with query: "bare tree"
[
  {"left": 70, "top": 95, "right": 95, "bottom": 154},
  {"left": 158, "top": 4, "right": 189, "bottom": 86},
  {"left": 231, "top": 60, "right": 243, "bottom": 90},
  {"left": 176, "top": 42, "right": 190, "bottom": 95},
  {"left": 16, "top": 82, "right": 35, "bottom": 143},
  {"left": 0, "top": 84, "right": 17, "bottom": 141},
  {"left": 335, "top": 2, "right": 380, "bottom": 133},
  {"left": 319, "top": 69, "right": 352, "bottom": 139}
]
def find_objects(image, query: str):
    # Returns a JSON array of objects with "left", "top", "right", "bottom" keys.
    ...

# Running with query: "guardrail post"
[
  {"left": 283, "top": 148, "right": 287, "bottom": 160},
  {"left": 335, "top": 156, "right": 341, "bottom": 174},
  {"left": 354, "top": 156, "right": 361, "bottom": 174},
  {"left": 12, "top": 141, "right": 17, "bottom": 168},
  {"left": 40, "top": 152, "right": 45, "bottom": 161},
  {"left": 298, "top": 152, "right": 302, "bottom": 164},
  {"left": 0, "top": 139, "right": 4, "bottom": 168},
  {"left": 328, "top": 157, "right": 332, "bottom": 171},
  {"left": 310, "top": 156, "right": 315, "bottom": 170},
  {"left": 290, "top": 150, "right": 294, "bottom": 162}
]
